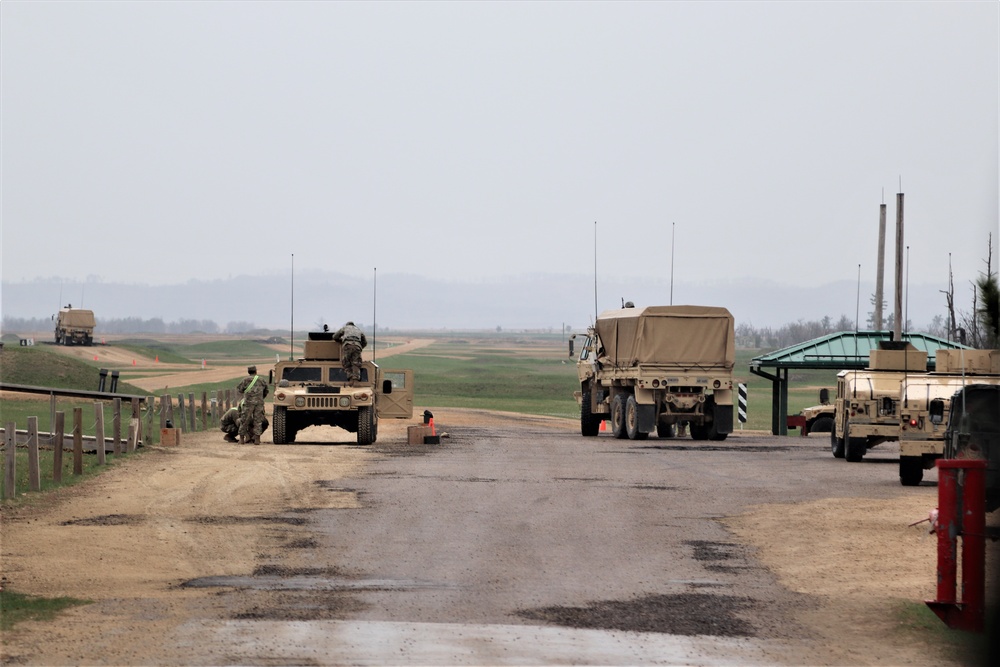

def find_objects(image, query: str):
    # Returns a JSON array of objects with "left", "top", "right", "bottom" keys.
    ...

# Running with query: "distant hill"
[{"left": 2, "top": 271, "right": 951, "bottom": 332}]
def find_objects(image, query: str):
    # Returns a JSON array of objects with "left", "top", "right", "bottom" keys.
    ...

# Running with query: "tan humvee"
[
  {"left": 270, "top": 331, "right": 413, "bottom": 445},
  {"left": 54, "top": 306, "right": 96, "bottom": 346}
]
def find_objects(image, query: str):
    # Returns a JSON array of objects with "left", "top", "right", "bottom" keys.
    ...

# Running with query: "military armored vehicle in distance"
[
  {"left": 570, "top": 305, "right": 735, "bottom": 441},
  {"left": 830, "top": 341, "right": 927, "bottom": 462},
  {"left": 269, "top": 330, "right": 413, "bottom": 445},
  {"left": 53, "top": 305, "right": 96, "bottom": 346},
  {"left": 943, "top": 384, "right": 1000, "bottom": 512},
  {"left": 898, "top": 349, "right": 1000, "bottom": 486}
]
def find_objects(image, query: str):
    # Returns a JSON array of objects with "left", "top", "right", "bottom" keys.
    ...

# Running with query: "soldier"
[
  {"left": 236, "top": 365, "right": 269, "bottom": 444},
  {"left": 220, "top": 406, "right": 240, "bottom": 442},
  {"left": 332, "top": 321, "right": 368, "bottom": 383}
]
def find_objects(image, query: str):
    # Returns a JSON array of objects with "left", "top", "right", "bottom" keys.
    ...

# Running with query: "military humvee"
[
  {"left": 54, "top": 305, "right": 96, "bottom": 346},
  {"left": 269, "top": 330, "right": 413, "bottom": 445}
]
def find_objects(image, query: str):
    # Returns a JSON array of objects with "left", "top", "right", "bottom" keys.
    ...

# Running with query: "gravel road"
[{"left": 1, "top": 408, "right": 994, "bottom": 666}]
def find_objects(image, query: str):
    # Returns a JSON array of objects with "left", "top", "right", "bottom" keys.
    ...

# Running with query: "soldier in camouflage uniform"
[
  {"left": 236, "top": 365, "right": 269, "bottom": 444},
  {"left": 332, "top": 321, "right": 367, "bottom": 384},
  {"left": 221, "top": 406, "right": 267, "bottom": 443}
]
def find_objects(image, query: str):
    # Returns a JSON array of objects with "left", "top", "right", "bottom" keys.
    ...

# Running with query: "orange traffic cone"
[
  {"left": 428, "top": 418, "right": 436, "bottom": 436},
  {"left": 93, "top": 355, "right": 98, "bottom": 361},
  {"left": 132, "top": 359, "right": 136, "bottom": 366},
  {"left": 600, "top": 420, "right": 607, "bottom": 432},
  {"left": 155, "top": 355, "right": 159, "bottom": 363}
]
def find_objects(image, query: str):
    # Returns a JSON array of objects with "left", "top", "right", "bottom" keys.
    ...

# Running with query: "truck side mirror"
[
  {"left": 929, "top": 399, "right": 945, "bottom": 425},
  {"left": 568, "top": 339, "right": 574, "bottom": 358},
  {"left": 382, "top": 379, "right": 393, "bottom": 395},
  {"left": 268, "top": 370, "right": 274, "bottom": 384},
  {"left": 819, "top": 388, "right": 829, "bottom": 404}
]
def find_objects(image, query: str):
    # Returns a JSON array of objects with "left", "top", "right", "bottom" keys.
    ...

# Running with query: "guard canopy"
[{"left": 594, "top": 305, "right": 735, "bottom": 370}]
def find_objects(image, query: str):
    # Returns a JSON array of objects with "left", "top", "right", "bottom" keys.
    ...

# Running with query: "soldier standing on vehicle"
[
  {"left": 236, "top": 365, "right": 269, "bottom": 444},
  {"left": 332, "top": 321, "right": 367, "bottom": 383}
]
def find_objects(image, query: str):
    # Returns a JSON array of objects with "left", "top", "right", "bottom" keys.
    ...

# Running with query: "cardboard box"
[
  {"left": 160, "top": 428, "right": 181, "bottom": 447},
  {"left": 407, "top": 425, "right": 430, "bottom": 445}
]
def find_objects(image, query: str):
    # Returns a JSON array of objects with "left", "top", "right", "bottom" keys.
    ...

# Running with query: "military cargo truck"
[
  {"left": 831, "top": 342, "right": 926, "bottom": 462},
  {"left": 943, "top": 384, "right": 1000, "bottom": 512},
  {"left": 269, "top": 330, "right": 414, "bottom": 445},
  {"left": 53, "top": 305, "right": 96, "bottom": 346},
  {"left": 570, "top": 305, "right": 735, "bottom": 441},
  {"left": 898, "top": 349, "right": 1000, "bottom": 486}
]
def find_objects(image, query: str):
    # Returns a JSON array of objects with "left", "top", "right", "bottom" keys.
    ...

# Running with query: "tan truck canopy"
[
  {"left": 594, "top": 305, "right": 735, "bottom": 369},
  {"left": 58, "top": 309, "right": 95, "bottom": 328}
]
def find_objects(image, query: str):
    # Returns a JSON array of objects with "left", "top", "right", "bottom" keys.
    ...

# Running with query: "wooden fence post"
[
  {"left": 27, "top": 417, "right": 41, "bottom": 492},
  {"left": 49, "top": 393, "right": 57, "bottom": 447},
  {"left": 201, "top": 392, "right": 208, "bottom": 431},
  {"left": 177, "top": 394, "right": 187, "bottom": 432},
  {"left": 166, "top": 395, "right": 175, "bottom": 429},
  {"left": 73, "top": 407, "right": 83, "bottom": 476},
  {"left": 113, "top": 397, "right": 122, "bottom": 455},
  {"left": 160, "top": 394, "right": 168, "bottom": 431},
  {"left": 188, "top": 393, "right": 196, "bottom": 432},
  {"left": 4, "top": 421, "right": 16, "bottom": 499},
  {"left": 95, "top": 402, "right": 106, "bottom": 465},
  {"left": 53, "top": 411, "right": 65, "bottom": 483}
]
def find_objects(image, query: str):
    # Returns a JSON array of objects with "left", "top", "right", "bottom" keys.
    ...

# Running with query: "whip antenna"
[
  {"left": 372, "top": 267, "right": 377, "bottom": 363},
  {"left": 594, "top": 221, "right": 598, "bottom": 322},
  {"left": 290, "top": 253, "right": 294, "bottom": 360}
]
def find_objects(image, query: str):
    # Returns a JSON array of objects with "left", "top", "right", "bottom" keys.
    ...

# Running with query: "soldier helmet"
[
  {"left": 247, "top": 365, "right": 257, "bottom": 374},
  {"left": 345, "top": 321, "right": 355, "bottom": 326}
]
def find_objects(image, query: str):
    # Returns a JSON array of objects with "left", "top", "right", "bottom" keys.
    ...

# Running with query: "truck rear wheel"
[
  {"left": 610, "top": 395, "right": 627, "bottom": 439},
  {"left": 272, "top": 406, "right": 288, "bottom": 445},
  {"left": 899, "top": 456, "right": 923, "bottom": 486},
  {"left": 580, "top": 390, "right": 600, "bottom": 436},
  {"left": 357, "top": 406, "right": 375, "bottom": 445},
  {"left": 625, "top": 395, "right": 648, "bottom": 440}
]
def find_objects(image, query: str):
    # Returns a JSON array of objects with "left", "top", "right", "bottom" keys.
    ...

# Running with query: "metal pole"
[
  {"left": 874, "top": 202, "right": 886, "bottom": 331},
  {"left": 894, "top": 192, "right": 904, "bottom": 341}
]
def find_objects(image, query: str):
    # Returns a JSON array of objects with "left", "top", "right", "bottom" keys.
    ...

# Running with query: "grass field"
[{"left": 1, "top": 335, "right": 838, "bottom": 435}]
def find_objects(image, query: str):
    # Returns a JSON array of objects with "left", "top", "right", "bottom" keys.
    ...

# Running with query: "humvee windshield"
[
  {"left": 282, "top": 366, "right": 322, "bottom": 382},
  {"left": 329, "top": 368, "right": 369, "bottom": 383},
  {"left": 281, "top": 366, "right": 370, "bottom": 383}
]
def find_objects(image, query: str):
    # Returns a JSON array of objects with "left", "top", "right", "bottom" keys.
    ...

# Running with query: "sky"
[{"left": 1, "top": 2, "right": 998, "bottom": 326}]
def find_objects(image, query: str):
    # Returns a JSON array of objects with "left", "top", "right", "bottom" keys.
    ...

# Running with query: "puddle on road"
[{"left": 517, "top": 592, "right": 756, "bottom": 636}]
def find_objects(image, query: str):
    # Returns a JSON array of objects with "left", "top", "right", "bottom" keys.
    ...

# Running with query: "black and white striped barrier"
[{"left": 737, "top": 383, "right": 747, "bottom": 428}]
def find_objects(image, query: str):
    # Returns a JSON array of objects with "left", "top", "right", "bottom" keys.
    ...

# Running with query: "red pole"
[{"left": 926, "top": 459, "right": 987, "bottom": 632}]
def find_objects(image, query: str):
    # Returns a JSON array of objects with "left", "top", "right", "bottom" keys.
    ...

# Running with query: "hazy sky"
[{"left": 2, "top": 2, "right": 998, "bottom": 298}]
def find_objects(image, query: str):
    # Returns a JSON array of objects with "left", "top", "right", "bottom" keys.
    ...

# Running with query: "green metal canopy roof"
[
  {"left": 749, "top": 330, "right": 967, "bottom": 372},
  {"left": 749, "top": 331, "right": 970, "bottom": 435}
]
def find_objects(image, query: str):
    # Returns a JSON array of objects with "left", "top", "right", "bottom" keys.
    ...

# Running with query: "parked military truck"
[
  {"left": 269, "top": 330, "right": 414, "bottom": 445},
  {"left": 831, "top": 341, "right": 927, "bottom": 462},
  {"left": 570, "top": 305, "right": 735, "bottom": 441},
  {"left": 798, "top": 389, "right": 834, "bottom": 434},
  {"left": 943, "top": 384, "right": 1000, "bottom": 512},
  {"left": 53, "top": 305, "right": 96, "bottom": 346},
  {"left": 898, "top": 349, "right": 1000, "bottom": 486}
]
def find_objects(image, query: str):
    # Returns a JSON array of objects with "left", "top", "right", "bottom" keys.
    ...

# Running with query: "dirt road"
[{"left": 1, "top": 411, "right": 995, "bottom": 665}]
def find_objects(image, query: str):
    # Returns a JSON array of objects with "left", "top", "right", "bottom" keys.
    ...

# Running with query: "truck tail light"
[{"left": 910, "top": 419, "right": 918, "bottom": 427}]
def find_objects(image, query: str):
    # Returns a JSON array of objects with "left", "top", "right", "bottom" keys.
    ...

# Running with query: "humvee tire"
[
  {"left": 831, "top": 426, "right": 845, "bottom": 458},
  {"left": 899, "top": 456, "right": 924, "bottom": 486},
  {"left": 272, "top": 406, "right": 288, "bottom": 445},
  {"left": 811, "top": 416, "right": 834, "bottom": 433},
  {"left": 357, "top": 406, "right": 375, "bottom": 446}
]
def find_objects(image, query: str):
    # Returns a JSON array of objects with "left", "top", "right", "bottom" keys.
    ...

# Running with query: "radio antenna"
[
  {"left": 593, "top": 221, "right": 598, "bottom": 322},
  {"left": 289, "top": 253, "right": 295, "bottom": 360},
  {"left": 670, "top": 222, "right": 676, "bottom": 305},
  {"left": 853, "top": 263, "right": 861, "bottom": 398},
  {"left": 372, "top": 267, "right": 377, "bottom": 363}
]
